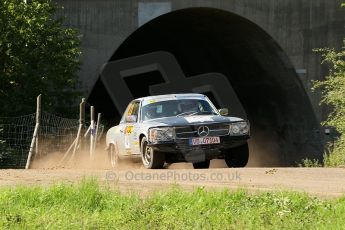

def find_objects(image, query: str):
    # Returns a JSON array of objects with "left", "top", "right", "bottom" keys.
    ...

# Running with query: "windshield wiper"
[
  {"left": 176, "top": 111, "right": 218, "bottom": 117},
  {"left": 197, "top": 111, "right": 218, "bottom": 115},
  {"left": 176, "top": 111, "right": 196, "bottom": 117}
]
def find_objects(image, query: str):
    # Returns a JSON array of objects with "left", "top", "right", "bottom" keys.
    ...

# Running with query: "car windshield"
[{"left": 141, "top": 99, "right": 218, "bottom": 121}]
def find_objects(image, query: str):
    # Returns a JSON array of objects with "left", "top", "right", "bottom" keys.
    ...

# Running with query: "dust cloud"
[
  {"left": 30, "top": 152, "right": 219, "bottom": 170},
  {"left": 30, "top": 131, "right": 281, "bottom": 169},
  {"left": 30, "top": 148, "right": 141, "bottom": 170},
  {"left": 246, "top": 131, "right": 283, "bottom": 167}
]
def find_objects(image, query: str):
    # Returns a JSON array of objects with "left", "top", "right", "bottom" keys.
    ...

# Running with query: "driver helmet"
[{"left": 145, "top": 106, "right": 157, "bottom": 119}]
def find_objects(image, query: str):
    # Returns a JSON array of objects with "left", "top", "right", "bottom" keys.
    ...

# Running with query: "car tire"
[
  {"left": 141, "top": 137, "right": 165, "bottom": 169},
  {"left": 192, "top": 160, "right": 210, "bottom": 169},
  {"left": 224, "top": 143, "right": 249, "bottom": 168},
  {"left": 108, "top": 143, "right": 119, "bottom": 168}
]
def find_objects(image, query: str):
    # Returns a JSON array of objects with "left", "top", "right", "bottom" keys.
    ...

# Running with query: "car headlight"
[
  {"left": 148, "top": 127, "right": 175, "bottom": 143},
  {"left": 230, "top": 121, "right": 250, "bottom": 136}
]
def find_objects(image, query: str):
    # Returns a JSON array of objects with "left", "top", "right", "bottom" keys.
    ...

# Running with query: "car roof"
[{"left": 136, "top": 93, "right": 207, "bottom": 102}]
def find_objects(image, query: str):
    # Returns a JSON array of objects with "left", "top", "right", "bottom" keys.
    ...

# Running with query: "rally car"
[{"left": 106, "top": 93, "right": 250, "bottom": 169}]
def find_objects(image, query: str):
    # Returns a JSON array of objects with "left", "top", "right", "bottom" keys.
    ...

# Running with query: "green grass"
[
  {"left": 0, "top": 179, "right": 344, "bottom": 229},
  {"left": 298, "top": 158, "right": 323, "bottom": 167}
]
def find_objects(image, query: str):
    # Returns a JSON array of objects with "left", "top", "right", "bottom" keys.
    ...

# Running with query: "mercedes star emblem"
[{"left": 197, "top": 126, "right": 210, "bottom": 137}]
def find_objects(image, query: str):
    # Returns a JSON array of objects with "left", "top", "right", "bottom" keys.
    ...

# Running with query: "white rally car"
[{"left": 106, "top": 93, "right": 250, "bottom": 169}]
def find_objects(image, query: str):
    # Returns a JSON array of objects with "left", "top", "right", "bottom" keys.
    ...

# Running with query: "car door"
[
  {"left": 119, "top": 101, "right": 141, "bottom": 156},
  {"left": 114, "top": 105, "right": 130, "bottom": 156}
]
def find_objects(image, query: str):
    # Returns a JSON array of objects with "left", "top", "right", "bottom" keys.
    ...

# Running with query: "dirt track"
[{"left": 1, "top": 162, "right": 345, "bottom": 198}]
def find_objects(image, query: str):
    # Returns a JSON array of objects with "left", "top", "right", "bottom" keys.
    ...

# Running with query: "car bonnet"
[{"left": 142, "top": 115, "right": 243, "bottom": 127}]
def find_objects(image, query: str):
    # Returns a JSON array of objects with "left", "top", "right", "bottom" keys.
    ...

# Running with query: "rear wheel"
[
  {"left": 193, "top": 160, "right": 210, "bottom": 169},
  {"left": 224, "top": 143, "right": 249, "bottom": 168},
  {"left": 141, "top": 137, "right": 165, "bottom": 169},
  {"left": 108, "top": 144, "right": 119, "bottom": 168}
]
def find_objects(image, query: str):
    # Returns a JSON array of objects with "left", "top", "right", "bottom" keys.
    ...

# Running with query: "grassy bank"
[{"left": 0, "top": 179, "right": 344, "bottom": 229}]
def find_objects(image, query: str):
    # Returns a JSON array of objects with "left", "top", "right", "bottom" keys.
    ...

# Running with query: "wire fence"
[
  {"left": 0, "top": 97, "right": 104, "bottom": 169},
  {"left": 38, "top": 111, "right": 80, "bottom": 156},
  {"left": 0, "top": 114, "right": 36, "bottom": 168},
  {"left": 37, "top": 112, "right": 104, "bottom": 159}
]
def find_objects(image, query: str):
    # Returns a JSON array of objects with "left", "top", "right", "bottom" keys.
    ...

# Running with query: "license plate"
[{"left": 189, "top": 136, "right": 220, "bottom": 146}]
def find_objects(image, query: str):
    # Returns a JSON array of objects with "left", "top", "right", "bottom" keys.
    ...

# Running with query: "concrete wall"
[{"left": 55, "top": 0, "right": 344, "bottom": 121}]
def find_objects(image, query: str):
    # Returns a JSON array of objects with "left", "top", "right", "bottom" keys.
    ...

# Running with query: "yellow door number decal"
[{"left": 125, "top": 126, "right": 133, "bottom": 135}]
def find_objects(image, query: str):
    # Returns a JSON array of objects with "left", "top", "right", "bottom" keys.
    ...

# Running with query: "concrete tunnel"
[{"left": 88, "top": 7, "right": 323, "bottom": 166}]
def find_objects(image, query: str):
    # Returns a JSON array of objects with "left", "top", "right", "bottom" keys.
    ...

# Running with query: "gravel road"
[{"left": 1, "top": 164, "right": 344, "bottom": 198}]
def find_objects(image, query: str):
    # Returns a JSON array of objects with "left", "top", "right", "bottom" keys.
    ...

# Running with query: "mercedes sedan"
[{"left": 106, "top": 93, "right": 250, "bottom": 169}]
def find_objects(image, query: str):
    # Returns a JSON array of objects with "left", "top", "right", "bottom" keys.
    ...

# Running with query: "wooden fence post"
[
  {"left": 71, "top": 98, "right": 85, "bottom": 159},
  {"left": 25, "top": 94, "right": 41, "bottom": 169},
  {"left": 59, "top": 98, "right": 85, "bottom": 164},
  {"left": 90, "top": 106, "right": 95, "bottom": 158},
  {"left": 94, "top": 113, "right": 101, "bottom": 151}
]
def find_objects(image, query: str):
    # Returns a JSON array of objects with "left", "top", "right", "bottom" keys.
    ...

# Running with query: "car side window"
[
  {"left": 128, "top": 102, "right": 139, "bottom": 116},
  {"left": 120, "top": 103, "right": 131, "bottom": 124},
  {"left": 125, "top": 101, "right": 140, "bottom": 123}
]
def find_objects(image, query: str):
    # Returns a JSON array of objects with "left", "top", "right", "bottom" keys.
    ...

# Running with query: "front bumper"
[{"left": 148, "top": 135, "right": 249, "bottom": 154}]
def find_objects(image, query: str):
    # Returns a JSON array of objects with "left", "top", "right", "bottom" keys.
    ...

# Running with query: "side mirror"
[
  {"left": 126, "top": 115, "right": 137, "bottom": 123},
  {"left": 218, "top": 108, "right": 229, "bottom": 116}
]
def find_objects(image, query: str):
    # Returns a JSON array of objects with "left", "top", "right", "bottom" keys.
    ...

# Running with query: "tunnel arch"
[{"left": 89, "top": 7, "right": 323, "bottom": 166}]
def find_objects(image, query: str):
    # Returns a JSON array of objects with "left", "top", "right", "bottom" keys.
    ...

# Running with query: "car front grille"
[{"left": 175, "top": 123, "right": 229, "bottom": 139}]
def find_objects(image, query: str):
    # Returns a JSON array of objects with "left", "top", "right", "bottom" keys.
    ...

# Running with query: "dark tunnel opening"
[{"left": 88, "top": 7, "right": 323, "bottom": 166}]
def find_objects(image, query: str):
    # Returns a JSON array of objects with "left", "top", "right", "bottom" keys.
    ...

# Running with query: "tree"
[
  {"left": 313, "top": 39, "right": 345, "bottom": 166},
  {"left": 0, "top": 0, "right": 81, "bottom": 117}
]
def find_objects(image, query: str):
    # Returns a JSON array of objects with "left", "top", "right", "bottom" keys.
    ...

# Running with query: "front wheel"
[
  {"left": 108, "top": 143, "right": 119, "bottom": 168},
  {"left": 224, "top": 143, "right": 249, "bottom": 168},
  {"left": 141, "top": 137, "right": 165, "bottom": 169}
]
